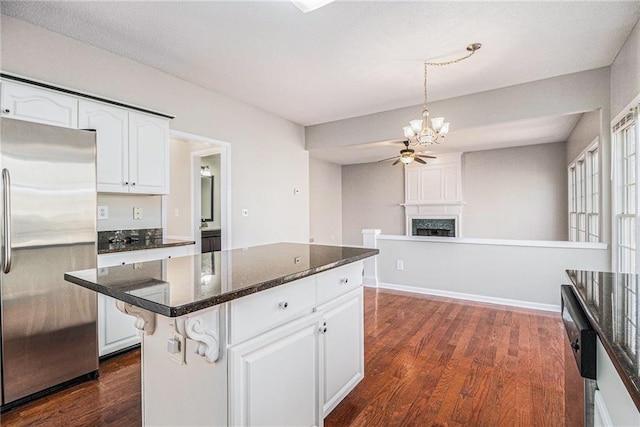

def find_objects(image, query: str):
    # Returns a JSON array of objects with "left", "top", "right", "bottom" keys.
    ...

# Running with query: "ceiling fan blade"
[
  {"left": 392, "top": 159, "right": 401, "bottom": 166},
  {"left": 377, "top": 156, "right": 400, "bottom": 162},
  {"left": 414, "top": 157, "right": 427, "bottom": 164},
  {"left": 417, "top": 154, "right": 437, "bottom": 159}
]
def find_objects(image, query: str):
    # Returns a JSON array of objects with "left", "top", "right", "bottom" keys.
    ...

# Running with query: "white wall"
[
  {"left": 309, "top": 157, "right": 342, "bottom": 245},
  {"left": 166, "top": 138, "right": 210, "bottom": 239},
  {"left": 566, "top": 110, "right": 601, "bottom": 165},
  {"left": 1, "top": 16, "right": 309, "bottom": 248},
  {"left": 611, "top": 18, "right": 640, "bottom": 117},
  {"left": 374, "top": 236, "right": 609, "bottom": 309},
  {"left": 462, "top": 142, "right": 568, "bottom": 241},
  {"left": 97, "top": 194, "right": 162, "bottom": 232},
  {"left": 306, "top": 68, "right": 611, "bottom": 150},
  {"left": 341, "top": 161, "right": 405, "bottom": 246}
]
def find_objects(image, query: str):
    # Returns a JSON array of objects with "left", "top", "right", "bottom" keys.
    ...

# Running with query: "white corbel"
[
  {"left": 115, "top": 300, "right": 156, "bottom": 335},
  {"left": 184, "top": 306, "right": 220, "bottom": 363}
]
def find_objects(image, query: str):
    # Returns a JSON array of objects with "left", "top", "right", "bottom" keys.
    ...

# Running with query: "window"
[
  {"left": 568, "top": 139, "right": 599, "bottom": 242},
  {"left": 613, "top": 106, "right": 639, "bottom": 273}
]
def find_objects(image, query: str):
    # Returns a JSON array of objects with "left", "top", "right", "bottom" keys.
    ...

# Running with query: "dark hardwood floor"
[{"left": 1, "top": 287, "right": 564, "bottom": 426}]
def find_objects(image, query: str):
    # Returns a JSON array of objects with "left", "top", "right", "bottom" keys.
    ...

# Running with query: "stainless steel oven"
[{"left": 561, "top": 285, "right": 597, "bottom": 427}]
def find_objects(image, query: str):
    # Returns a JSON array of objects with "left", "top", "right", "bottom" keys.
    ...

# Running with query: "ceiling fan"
[{"left": 378, "top": 140, "right": 436, "bottom": 166}]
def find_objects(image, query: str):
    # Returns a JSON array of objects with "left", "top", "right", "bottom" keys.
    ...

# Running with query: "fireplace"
[{"left": 410, "top": 218, "right": 456, "bottom": 237}]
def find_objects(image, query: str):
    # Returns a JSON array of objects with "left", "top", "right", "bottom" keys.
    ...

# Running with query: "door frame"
[{"left": 168, "top": 130, "right": 231, "bottom": 252}]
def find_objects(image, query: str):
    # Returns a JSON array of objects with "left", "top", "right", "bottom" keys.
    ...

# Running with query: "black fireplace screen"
[{"left": 411, "top": 219, "right": 455, "bottom": 237}]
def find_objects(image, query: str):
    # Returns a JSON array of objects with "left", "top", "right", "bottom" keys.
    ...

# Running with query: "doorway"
[{"left": 165, "top": 130, "right": 231, "bottom": 253}]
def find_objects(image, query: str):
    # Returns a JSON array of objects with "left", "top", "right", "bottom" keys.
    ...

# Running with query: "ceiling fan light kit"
[{"left": 403, "top": 43, "right": 482, "bottom": 147}]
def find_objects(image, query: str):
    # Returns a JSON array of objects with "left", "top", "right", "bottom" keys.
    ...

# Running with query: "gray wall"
[
  {"left": 309, "top": 158, "right": 342, "bottom": 245},
  {"left": 462, "top": 142, "right": 568, "bottom": 240},
  {"left": 611, "top": 18, "right": 640, "bottom": 117},
  {"left": 341, "top": 161, "right": 405, "bottom": 246},
  {"left": 342, "top": 142, "right": 568, "bottom": 244},
  {"left": 566, "top": 110, "right": 601, "bottom": 164}
]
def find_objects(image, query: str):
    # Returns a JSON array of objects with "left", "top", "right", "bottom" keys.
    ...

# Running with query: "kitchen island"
[{"left": 65, "top": 242, "right": 378, "bottom": 426}]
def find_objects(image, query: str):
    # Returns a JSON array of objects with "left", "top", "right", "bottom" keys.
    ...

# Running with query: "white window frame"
[
  {"left": 612, "top": 103, "right": 640, "bottom": 273},
  {"left": 568, "top": 138, "right": 600, "bottom": 243}
]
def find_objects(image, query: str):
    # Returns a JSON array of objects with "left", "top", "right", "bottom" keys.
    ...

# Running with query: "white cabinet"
[
  {"left": 1, "top": 81, "right": 78, "bottom": 128},
  {"left": 228, "top": 313, "right": 322, "bottom": 427},
  {"left": 128, "top": 112, "right": 169, "bottom": 194},
  {"left": 227, "top": 262, "right": 365, "bottom": 426},
  {"left": 79, "top": 100, "right": 129, "bottom": 193},
  {"left": 79, "top": 101, "right": 169, "bottom": 194},
  {"left": 405, "top": 152, "right": 462, "bottom": 204},
  {"left": 96, "top": 245, "right": 194, "bottom": 357},
  {"left": 318, "top": 288, "right": 364, "bottom": 416}
]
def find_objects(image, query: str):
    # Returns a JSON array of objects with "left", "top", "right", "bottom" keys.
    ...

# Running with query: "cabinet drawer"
[
  {"left": 316, "top": 262, "right": 364, "bottom": 305},
  {"left": 229, "top": 277, "right": 316, "bottom": 345}
]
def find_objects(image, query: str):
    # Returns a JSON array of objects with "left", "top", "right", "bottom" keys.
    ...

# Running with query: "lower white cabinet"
[
  {"left": 97, "top": 245, "right": 194, "bottom": 357},
  {"left": 319, "top": 288, "right": 364, "bottom": 416},
  {"left": 229, "top": 313, "right": 322, "bottom": 427},
  {"left": 228, "top": 262, "right": 365, "bottom": 426}
]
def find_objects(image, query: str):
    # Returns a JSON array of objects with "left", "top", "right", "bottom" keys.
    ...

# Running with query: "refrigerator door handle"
[{"left": 2, "top": 168, "right": 12, "bottom": 273}]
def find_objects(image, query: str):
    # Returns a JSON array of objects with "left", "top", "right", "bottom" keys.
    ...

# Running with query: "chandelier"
[{"left": 403, "top": 43, "right": 482, "bottom": 146}]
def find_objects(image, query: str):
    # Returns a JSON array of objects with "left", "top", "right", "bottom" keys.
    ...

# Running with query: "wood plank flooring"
[{"left": 1, "top": 287, "right": 564, "bottom": 426}]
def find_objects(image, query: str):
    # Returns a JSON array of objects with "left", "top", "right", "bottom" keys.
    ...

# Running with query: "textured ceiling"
[{"left": 2, "top": 1, "right": 639, "bottom": 127}]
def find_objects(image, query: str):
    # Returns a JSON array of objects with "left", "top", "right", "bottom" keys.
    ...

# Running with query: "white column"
[{"left": 361, "top": 229, "right": 381, "bottom": 287}]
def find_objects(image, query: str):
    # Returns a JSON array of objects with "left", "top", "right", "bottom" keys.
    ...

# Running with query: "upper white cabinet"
[
  {"left": 79, "top": 101, "right": 169, "bottom": 194},
  {"left": 79, "top": 100, "right": 129, "bottom": 193},
  {"left": 128, "top": 112, "right": 169, "bottom": 194},
  {"left": 405, "top": 152, "right": 462, "bottom": 205},
  {"left": 1, "top": 81, "right": 78, "bottom": 128}
]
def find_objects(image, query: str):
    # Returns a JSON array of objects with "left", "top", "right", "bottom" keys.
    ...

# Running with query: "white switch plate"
[
  {"left": 133, "top": 207, "right": 143, "bottom": 220},
  {"left": 293, "top": 188, "right": 301, "bottom": 195},
  {"left": 97, "top": 206, "right": 109, "bottom": 220},
  {"left": 396, "top": 260, "right": 404, "bottom": 270},
  {"left": 241, "top": 208, "right": 249, "bottom": 217}
]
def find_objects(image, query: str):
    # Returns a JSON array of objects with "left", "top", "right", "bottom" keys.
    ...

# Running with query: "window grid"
[
  {"left": 616, "top": 116, "right": 638, "bottom": 274},
  {"left": 568, "top": 141, "right": 599, "bottom": 243}
]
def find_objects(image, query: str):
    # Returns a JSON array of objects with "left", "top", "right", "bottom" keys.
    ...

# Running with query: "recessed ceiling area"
[
  {"left": 2, "top": 1, "right": 639, "bottom": 127},
  {"left": 309, "top": 113, "right": 584, "bottom": 165}
]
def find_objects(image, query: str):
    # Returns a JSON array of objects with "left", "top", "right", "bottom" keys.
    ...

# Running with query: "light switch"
[
  {"left": 133, "top": 207, "right": 143, "bottom": 220},
  {"left": 241, "top": 208, "right": 249, "bottom": 217},
  {"left": 97, "top": 206, "right": 109, "bottom": 220}
]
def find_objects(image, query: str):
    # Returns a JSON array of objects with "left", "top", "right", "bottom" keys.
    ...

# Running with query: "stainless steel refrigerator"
[{"left": 0, "top": 117, "right": 98, "bottom": 410}]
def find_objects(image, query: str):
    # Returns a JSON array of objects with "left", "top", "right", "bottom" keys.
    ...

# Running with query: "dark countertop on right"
[{"left": 566, "top": 270, "right": 640, "bottom": 411}]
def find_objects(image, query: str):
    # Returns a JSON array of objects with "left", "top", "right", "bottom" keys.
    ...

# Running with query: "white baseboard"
[{"left": 373, "top": 282, "right": 560, "bottom": 313}]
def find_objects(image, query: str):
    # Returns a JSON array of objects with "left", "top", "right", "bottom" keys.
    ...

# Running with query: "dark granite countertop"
[
  {"left": 66, "top": 242, "right": 379, "bottom": 317},
  {"left": 566, "top": 270, "right": 640, "bottom": 411},
  {"left": 97, "top": 238, "right": 195, "bottom": 254}
]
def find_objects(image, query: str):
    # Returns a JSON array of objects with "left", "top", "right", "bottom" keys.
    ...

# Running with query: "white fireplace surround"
[{"left": 403, "top": 152, "right": 463, "bottom": 237}]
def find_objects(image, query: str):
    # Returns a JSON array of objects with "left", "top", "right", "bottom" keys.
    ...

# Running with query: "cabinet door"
[
  {"left": 79, "top": 100, "right": 129, "bottom": 193},
  {"left": 229, "top": 313, "right": 322, "bottom": 427},
  {"left": 319, "top": 287, "right": 364, "bottom": 416},
  {"left": 1, "top": 81, "right": 78, "bottom": 128},
  {"left": 128, "top": 112, "right": 169, "bottom": 194},
  {"left": 97, "top": 294, "right": 140, "bottom": 357}
]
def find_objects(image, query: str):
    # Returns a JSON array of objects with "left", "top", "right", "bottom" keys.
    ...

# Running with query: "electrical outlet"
[
  {"left": 241, "top": 208, "right": 249, "bottom": 217},
  {"left": 133, "top": 207, "right": 143, "bottom": 220},
  {"left": 396, "top": 260, "right": 404, "bottom": 270},
  {"left": 97, "top": 206, "right": 109, "bottom": 220},
  {"left": 168, "top": 332, "right": 186, "bottom": 365}
]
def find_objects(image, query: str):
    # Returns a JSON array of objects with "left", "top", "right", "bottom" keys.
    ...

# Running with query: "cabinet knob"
[
  {"left": 340, "top": 278, "right": 349, "bottom": 285},
  {"left": 131, "top": 182, "right": 136, "bottom": 186},
  {"left": 279, "top": 301, "right": 289, "bottom": 310},
  {"left": 319, "top": 326, "right": 328, "bottom": 334},
  {"left": 124, "top": 181, "right": 129, "bottom": 186},
  {"left": 2, "top": 108, "right": 9, "bottom": 114}
]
